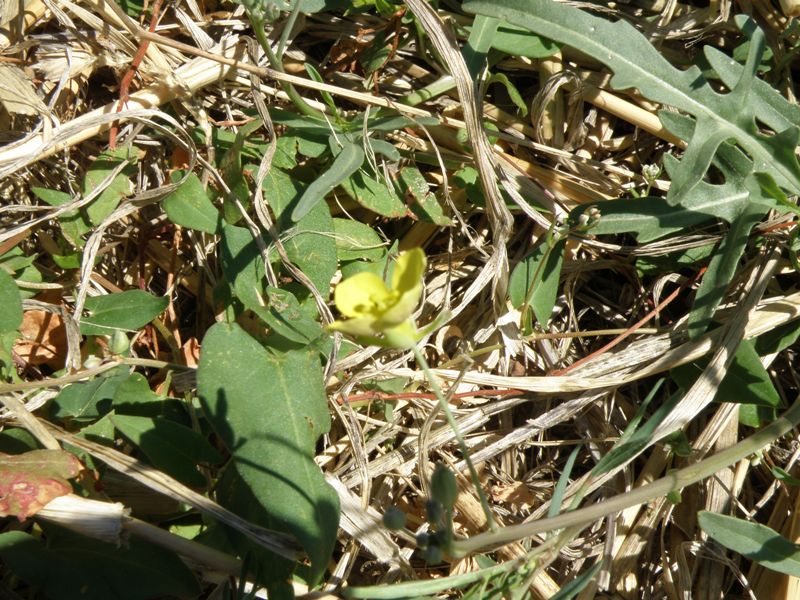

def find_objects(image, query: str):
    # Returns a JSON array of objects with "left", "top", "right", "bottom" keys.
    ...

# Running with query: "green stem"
[
  {"left": 250, "top": 15, "right": 323, "bottom": 119},
  {"left": 277, "top": 0, "right": 303, "bottom": 59},
  {"left": 404, "top": 75, "right": 455, "bottom": 106},
  {"left": 452, "top": 396, "right": 800, "bottom": 555},
  {"left": 412, "top": 346, "right": 496, "bottom": 531}
]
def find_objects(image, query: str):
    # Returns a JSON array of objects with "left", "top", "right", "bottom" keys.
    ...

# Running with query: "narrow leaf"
[
  {"left": 291, "top": 143, "right": 365, "bottom": 222},
  {"left": 699, "top": 511, "right": 800, "bottom": 576},
  {"left": 464, "top": 15, "right": 499, "bottom": 78},
  {"left": 508, "top": 236, "right": 566, "bottom": 326},
  {"left": 687, "top": 204, "right": 763, "bottom": 338},
  {"left": 0, "top": 268, "right": 22, "bottom": 334}
]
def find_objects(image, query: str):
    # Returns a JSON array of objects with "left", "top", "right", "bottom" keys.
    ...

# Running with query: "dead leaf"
[
  {"left": 14, "top": 309, "right": 67, "bottom": 368},
  {"left": 180, "top": 336, "right": 201, "bottom": 367},
  {"left": 0, "top": 449, "right": 83, "bottom": 520},
  {"left": 490, "top": 481, "right": 540, "bottom": 512}
]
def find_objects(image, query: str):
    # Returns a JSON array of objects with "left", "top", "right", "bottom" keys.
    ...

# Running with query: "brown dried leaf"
[
  {"left": 0, "top": 449, "right": 83, "bottom": 520},
  {"left": 14, "top": 310, "right": 67, "bottom": 367}
]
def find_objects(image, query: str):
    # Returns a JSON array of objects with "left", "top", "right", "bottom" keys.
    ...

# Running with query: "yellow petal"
[
  {"left": 333, "top": 272, "right": 391, "bottom": 318},
  {"left": 391, "top": 248, "right": 427, "bottom": 294},
  {"left": 327, "top": 316, "right": 381, "bottom": 337},
  {"left": 380, "top": 248, "right": 425, "bottom": 325}
]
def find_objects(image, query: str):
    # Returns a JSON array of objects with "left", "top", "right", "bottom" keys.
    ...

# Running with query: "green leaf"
[
  {"left": 464, "top": 15, "right": 499, "bottom": 79},
  {"left": 162, "top": 173, "right": 222, "bottom": 234},
  {"left": 51, "top": 372, "right": 129, "bottom": 421},
  {"left": 687, "top": 203, "right": 764, "bottom": 337},
  {"left": 487, "top": 22, "right": 559, "bottom": 59},
  {"left": 548, "top": 445, "right": 580, "bottom": 518},
  {"left": 32, "top": 187, "right": 91, "bottom": 248},
  {"left": 341, "top": 170, "right": 408, "bottom": 218},
  {"left": 80, "top": 290, "right": 168, "bottom": 335},
  {"left": 197, "top": 323, "right": 339, "bottom": 585},
  {"left": 214, "top": 468, "right": 295, "bottom": 599},
  {"left": 111, "top": 372, "right": 162, "bottom": 413},
  {"left": 220, "top": 119, "right": 264, "bottom": 223},
  {"left": 368, "top": 138, "right": 401, "bottom": 162},
  {"left": 398, "top": 167, "right": 452, "bottom": 226},
  {"left": 754, "top": 319, "right": 800, "bottom": 355},
  {"left": 292, "top": 142, "right": 365, "bottom": 222},
  {"left": 592, "top": 382, "right": 677, "bottom": 477},
  {"left": 671, "top": 339, "right": 780, "bottom": 427},
  {"left": 305, "top": 63, "right": 338, "bottom": 115},
  {"left": 332, "top": 218, "right": 387, "bottom": 262},
  {"left": 82, "top": 147, "right": 135, "bottom": 226},
  {"left": 0, "top": 531, "right": 199, "bottom": 600},
  {"left": 263, "top": 286, "right": 324, "bottom": 345},
  {"left": 508, "top": 236, "right": 566, "bottom": 326},
  {"left": 220, "top": 223, "right": 268, "bottom": 317},
  {"left": 365, "top": 113, "right": 439, "bottom": 132},
  {"left": 487, "top": 72, "right": 528, "bottom": 116},
  {"left": 264, "top": 168, "right": 338, "bottom": 294},
  {"left": 110, "top": 415, "right": 221, "bottom": 487},
  {"left": 699, "top": 511, "right": 800, "bottom": 576},
  {"left": 0, "top": 267, "right": 22, "bottom": 334},
  {"left": 772, "top": 467, "right": 800, "bottom": 487},
  {"left": 462, "top": 0, "right": 800, "bottom": 203},
  {"left": 550, "top": 562, "right": 602, "bottom": 600}
]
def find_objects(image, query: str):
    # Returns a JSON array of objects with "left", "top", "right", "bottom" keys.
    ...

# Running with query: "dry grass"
[{"left": 2, "top": 0, "right": 800, "bottom": 598}]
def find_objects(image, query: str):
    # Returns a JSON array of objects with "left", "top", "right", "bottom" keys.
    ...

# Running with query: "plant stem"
[
  {"left": 249, "top": 15, "right": 323, "bottom": 119},
  {"left": 451, "top": 395, "right": 800, "bottom": 555},
  {"left": 277, "top": 0, "right": 304, "bottom": 59},
  {"left": 412, "top": 345, "right": 496, "bottom": 531}
]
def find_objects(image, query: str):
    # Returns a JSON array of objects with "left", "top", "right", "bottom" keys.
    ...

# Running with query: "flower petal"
[
  {"left": 391, "top": 248, "right": 427, "bottom": 294},
  {"left": 334, "top": 272, "right": 391, "bottom": 318},
  {"left": 380, "top": 248, "right": 425, "bottom": 325},
  {"left": 327, "top": 316, "right": 381, "bottom": 337}
]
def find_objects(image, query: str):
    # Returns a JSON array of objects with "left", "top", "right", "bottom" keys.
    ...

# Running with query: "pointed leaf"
[
  {"left": 0, "top": 267, "right": 22, "bottom": 334},
  {"left": 508, "top": 237, "right": 566, "bottom": 326},
  {"left": 341, "top": 170, "right": 408, "bottom": 218},
  {"left": 462, "top": 0, "right": 800, "bottom": 202},
  {"left": 264, "top": 168, "right": 338, "bottom": 294},
  {"left": 292, "top": 142, "right": 365, "bottom": 222},
  {"left": 687, "top": 204, "right": 763, "bottom": 337},
  {"left": 464, "top": 15, "right": 499, "bottom": 78},
  {"left": 699, "top": 511, "right": 800, "bottom": 576},
  {"left": 83, "top": 147, "right": 135, "bottom": 226},
  {"left": 197, "top": 323, "right": 339, "bottom": 585},
  {"left": 81, "top": 290, "right": 168, "bottom": 335},
  {"left": 162, "top": 173, "right": 222, "bottom": 234}
]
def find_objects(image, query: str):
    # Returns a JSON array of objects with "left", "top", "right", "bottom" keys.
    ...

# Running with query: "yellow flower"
[{"left": 329, "top": 248, "right": 426, "bottom": 347}]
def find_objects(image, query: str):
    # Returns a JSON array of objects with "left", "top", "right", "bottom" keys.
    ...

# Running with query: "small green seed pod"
[
  {"left": 382, "top": 506, "right": 406, "bottom": 531},
  {"left": 425, "top": 499, "right": 444, "bottom": 525},
  {"left": 430, "top": 463, "right": 458, "bottom": 510},
  {"left": 422, "top": 544, "right": 443, "bottom": 565},
  {"left": 109, "top": 330, "right": 129, "bottom": 355}
]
